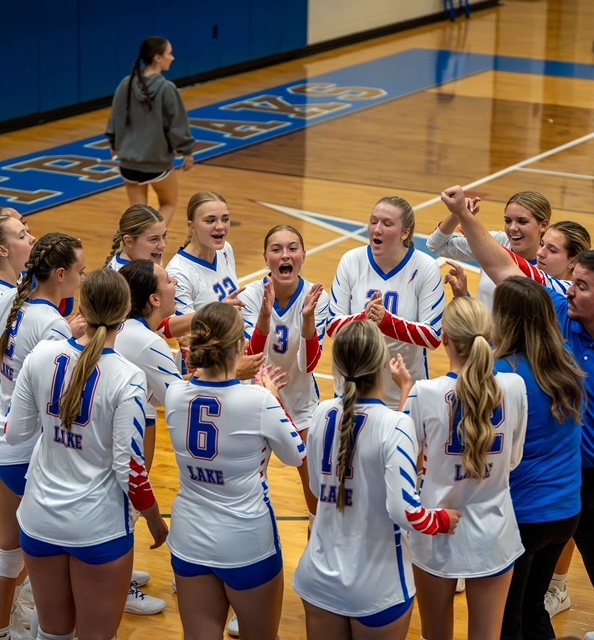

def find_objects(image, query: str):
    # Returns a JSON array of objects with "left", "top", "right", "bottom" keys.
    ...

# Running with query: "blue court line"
[{"left": 1, "top": 48, "right": 592, "bottom": 216}]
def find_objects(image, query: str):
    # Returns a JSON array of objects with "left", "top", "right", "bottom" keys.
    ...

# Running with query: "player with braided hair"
[
  {"left": 103, "top": 204, "right": 167, "bottom": 270},
  {"left": 0, "top": 233, "right": 84, "bottom": 640},
  {"left": 294, "top": 320, "right": 460, "bottom": 640}
]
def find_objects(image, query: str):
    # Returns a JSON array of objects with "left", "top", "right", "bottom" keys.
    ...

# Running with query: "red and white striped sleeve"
[{"left": 112, "top": 372, "right": 156, "bottom": 512}]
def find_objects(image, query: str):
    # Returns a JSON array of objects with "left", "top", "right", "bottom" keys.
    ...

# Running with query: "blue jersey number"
[
  {"left": 321, "top": 408, "right": 366, "bottom": 478},
  {"left": 5, "top": 310, "right": 24, "bottom": 359},
  {"left": 444, "top": 390, "right": 504, "bottom": 455},
  {"left": 187, "top": 396, "right": 220, "bottom": 460},
  {"left": 366, "top": 289, "right": 399, "bottom": 315},
  {"left": 46, "top": 353, "right": 99, "bottom": 426},
  {"left": 273, "top": 325, "right": 289, "bottom": 354},
  {"left": 213, "top": 277, "right": 237, "bottom": 302}
]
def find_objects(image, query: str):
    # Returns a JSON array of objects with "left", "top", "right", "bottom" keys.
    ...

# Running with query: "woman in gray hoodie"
[{"left": 106, "top": 36, "right": 196, "bottom": 225}]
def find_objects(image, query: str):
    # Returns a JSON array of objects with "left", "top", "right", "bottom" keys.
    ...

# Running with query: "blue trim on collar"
[
  {"left": 272, "top": 277, "right": 305, "bottom": 316},
  {"left": 29, "top": 298, "right": 60, "bottom": 312},
  {"left": 366, "top": 245, "right": 415, "bottom": 281},
  {"left": 134, "top": 316, "right": 152, "bottom": 331},
  {"left": 0, "top": 280, "right": 15, "bottom": 290},
  {"left": 115, "top": 253, "right": 130, "bottom": 267},
  {"left": 446, "top": 371, "right": 458, "bottom": 379},
  {"left": 190, "top": 378, "right": 241, "bottom": 388},
  {"left": 67, "top": 337, "right": 115, "bottom": 355},
  {"left": 357, "top": 398, "right": 386, "bottom": 406},
  {"left": 177, "top": 248, "right": 217, "bottom": 271}
]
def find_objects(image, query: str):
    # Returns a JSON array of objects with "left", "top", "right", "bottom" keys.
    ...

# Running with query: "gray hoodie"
[{"left": 106, "top": 73, "right": 196, "bottom": 173}]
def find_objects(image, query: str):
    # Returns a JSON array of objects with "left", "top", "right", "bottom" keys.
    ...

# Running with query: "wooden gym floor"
[{"left": 1, "top": 0, "right": 593, "bottom": 637}]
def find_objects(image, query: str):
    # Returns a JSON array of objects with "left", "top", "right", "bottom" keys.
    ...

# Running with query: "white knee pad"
[
  {"left": 0, "top": 547, "right": 24, "bottom": 578},
  {"left": 37, "top": 629, "right": 75, "bottom": 640}
]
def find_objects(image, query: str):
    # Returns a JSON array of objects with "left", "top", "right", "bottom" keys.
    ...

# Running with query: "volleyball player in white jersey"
[
  {"left": 0, "top": 214, "right": 35, "bottom": 637},
  {"left": 104, "top": 203, "right": 167, "bottom": 271},
  {"left": 396, "top": 297, "right": 528, "bottom": 640},
  {"left": 239, "top": 224, "right": 328, "bottom": 522},
  {"left": 117, "top": 260, "right": 181, "bottom": 473},
  {"left": 0, "top": 234, "right": 85, "bottom": 640},
  {"left": 327, "top": 196, "right": 445, "bottom": 408},
  {"left": 427, "top": 191, "right": 551, "bottom": 309},
  {"left": 165, "top": 192, "right": 264, "bottom": 409},
  {"left": 444, "top": 221, "right": 590, "bottom": 306},
  {"left": 5, "top": 269, "right": 168, "bottom": 640},
  {"left": 293, "top": 320, "right": 460, "bottom": 640},
  {"left": 166, "top": 191, "right": 244, "bottom": 314},
  {"left": 104, "top": 209, "right": 179, "bottom": 612},
  {"left": 0, "top": 214, "right": 35, "bottom": 296},
  {"left": 166, "top": 302, "right": 305, "bottom": 640}
]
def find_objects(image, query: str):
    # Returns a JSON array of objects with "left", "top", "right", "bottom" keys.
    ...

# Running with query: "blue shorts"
[
  {"left": 0, "top": 463, "right": 28, "bottom": 496},
  {"left": 21, "top": 531, "right": 134, "bottom": 565},
  {"left": 486, "top": 561, "right": 515, "bottom": 578},
  {"left": 171, "top": 548, "right": 282, "bottom": 591},
  {"left": 356, "top": 596, "right": 414, "bottom": 628}
]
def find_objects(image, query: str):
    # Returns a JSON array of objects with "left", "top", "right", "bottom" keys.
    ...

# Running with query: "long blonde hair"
[
  {"left": 493, "top": 277, "right": 584, "bottom": 424},
  {"left": 444, "top": 297, "right": 502, "bottom": 480},
  {"left": 332, "top": 321, "right": 389, "bottom": 511},
  {"left": 60, "top": 270, "right": 130, "bottom": 430}
]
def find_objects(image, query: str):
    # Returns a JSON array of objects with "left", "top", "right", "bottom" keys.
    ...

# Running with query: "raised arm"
[
  {"left": 298, "top": 284, "right": 328, "bottom": 373},
  {"left": 440, "top": 186, "right": 523, "bottom": 285}
]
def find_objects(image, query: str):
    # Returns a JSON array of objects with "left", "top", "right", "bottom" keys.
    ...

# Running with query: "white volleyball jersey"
[
  {"left": 239, "top": 277, "right": 329, "bottom": 431},
  {"left": 427, "top": 228, "right": 511, "bottom": 309},
  {"left": 0, "top": 280, "right": 15, "bottom": 296},
  {"left": 0, "top": 287, "right": 17, "bottom": 342},
  {"left": 115, "top": 317, "right": 182, "bottom": 420},
  {"left": 403, "top": 372, "right": 528, "bottom": 577},
  {"left": 5, "top": 338, "right": 155, "bottom": 545},
  {"left": 0, "top": 299, "right": 71, "bottom": 465},
  {"left": 106, "top": 252, "right": 130, "bottom": 272},
  {"left": 328, "top": 246, "right": 445, "bottom": 408},
  {"left": 166, "top": 378, "right": 305, "bottom": 567},
  {"left": 166, "top": 243, "right": 239, "bottom": 314},
  {"left": 294, "top": 398, "right": 449, "bottom": 616}
]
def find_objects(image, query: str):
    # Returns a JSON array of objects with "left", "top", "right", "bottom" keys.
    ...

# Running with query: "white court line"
[
  {"left": 238, "top": 130, "right": 594, "bottom": 285},
  {"left": 411, "top": 131, "right": 594, "bottom": 213},
  {"left": 518, "top": 167, "right": 594, "bottom": 181}
]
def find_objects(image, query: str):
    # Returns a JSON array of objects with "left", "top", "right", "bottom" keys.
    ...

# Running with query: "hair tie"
[
  {"left": 344, "top": 376, "right": 358, "bottom": 383},
  {"left": 472, "top": 334, "right": 484, "bottom": 340}
]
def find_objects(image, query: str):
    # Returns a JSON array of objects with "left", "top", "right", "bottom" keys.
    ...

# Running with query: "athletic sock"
[
  {"left": 550, "top": 572, "right": 568, "bottom": 591},
  {"left": 37, "top": 629, "right": 75, "bottom": 640}
]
